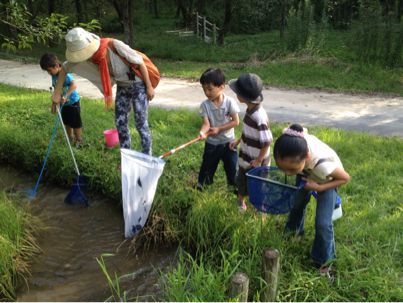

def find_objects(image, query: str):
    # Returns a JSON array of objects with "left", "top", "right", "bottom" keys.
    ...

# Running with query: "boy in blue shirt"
[
  {"left": 40, "top": 53, "right": 83, "bottom": 148},
  {"left": 197, "top": 68, "right": 240, "bottom": 192}
]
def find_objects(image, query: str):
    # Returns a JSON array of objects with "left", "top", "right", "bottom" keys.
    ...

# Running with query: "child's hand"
[
  {"left": 250, "top": 159, "right": 263, "bottom": 168},
  {"left": 52, "top": 92, "right": 61, "bottom": 104},
  {"left": 199, "top": 131, "right": 207, "bottom": 139},
  {"left": 61, "top": 96, "right": 67, "bottom": 105},
  {"left": 209, "top": 127, "right": 220, "bottom": 136},
  {"left": 302, "top": 178, "right": 321, "bottom": 191},
  {"left": 229, "top": 139, "right": 239, "bottom": 151}
]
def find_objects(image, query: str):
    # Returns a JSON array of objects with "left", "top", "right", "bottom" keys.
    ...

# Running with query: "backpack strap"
[
  {"left": 302, "top": 158, "right": 331, "bottom": 176},
  {"left": 314, "top": 158, "right": 332, "bottom": 168},
  {"left": 107, "top": 39, "right": 160, "bottom": 88},
  {"left": 107, "top": 39, "right": 139, "bottom": 70}
]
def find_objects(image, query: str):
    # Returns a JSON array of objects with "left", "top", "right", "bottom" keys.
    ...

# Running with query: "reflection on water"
[{"left": 0, "top": 165, "right": 176, "bottom": 301}]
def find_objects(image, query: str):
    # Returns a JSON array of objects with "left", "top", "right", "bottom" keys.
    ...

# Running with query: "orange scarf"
[{"left": 91, "top": 38, "right": 113, "bottom": 108}]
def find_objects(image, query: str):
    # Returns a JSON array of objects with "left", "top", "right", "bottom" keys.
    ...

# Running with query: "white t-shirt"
[{"left": 303, "top": 133, "right": 343, "bottom": 183}]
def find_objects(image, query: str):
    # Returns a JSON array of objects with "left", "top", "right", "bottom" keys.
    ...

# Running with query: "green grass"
[
  {"left": 1, "top": 17, "right": 402, "bottom": 95},
  {"left": 0, "top": 83, "right": 402, "bottom": 301},
  {"left": 0, "top": 191, "right": 41, "bottom": 301}
]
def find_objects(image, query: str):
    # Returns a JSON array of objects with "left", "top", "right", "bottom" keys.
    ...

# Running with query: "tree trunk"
[
  {"left": 128, "top": 0, "right": 134, "bottom": 46},
  {"left": 218, "top": 0, "right": 233, "bottom": 45},
  {"left": 121, "top": 0, "right": 130, "bottom": 45},
  {"left": 48, "top": 0, "right": 55, "bottom": 16},
  {"left": 111, "top": 0, "right": 124, "bottom": 32},
  {"left": 312, "top": 0, "right": 325, "bottom": 23},
  {"left": 74, "top": 0, "right": 83, "bottom": 23},
  {"left": 153, "top": 0, "right": 159, "bottom": 18},
  {"left": 196, "top": 0, "right": 206, "bottom": 14},
  {"left": 279, "top": 0, "right": 290, "bottom": 39},
  {"left": 176, "top": 0, "right": 193, "bottom": 27}
]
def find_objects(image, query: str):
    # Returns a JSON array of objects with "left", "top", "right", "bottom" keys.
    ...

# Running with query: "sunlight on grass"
[{"left": 0, "top": 83, "right": 402, "bottom": 301}]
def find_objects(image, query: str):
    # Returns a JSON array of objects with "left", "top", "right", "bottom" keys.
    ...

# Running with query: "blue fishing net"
[
  {"left": 246, "top": 166, "right": 299, "bottom": 214},
  {"left": 64, "top": 175, "right": 89, "bottom": 206}
]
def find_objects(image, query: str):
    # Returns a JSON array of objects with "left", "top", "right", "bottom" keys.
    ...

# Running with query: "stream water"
[{"left": 0, "top": 165, "right": 176, "bottom": 301}]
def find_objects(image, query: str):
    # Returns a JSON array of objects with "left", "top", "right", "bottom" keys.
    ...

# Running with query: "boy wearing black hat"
[{"left": 229, "top": 73, "right": 273, "bottom": 212}]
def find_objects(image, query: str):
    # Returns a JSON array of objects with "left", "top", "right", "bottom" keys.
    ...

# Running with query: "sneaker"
[
  {"left": 195, "top": 183, "right": 203, "bottom": 192},
  {"left": 332, "top": 204, "right": 342, "bottom": 221},
  {"left": 332, "top": 194, "right": 343, "bottom": 221},
  {"left": 74, "top": 139, "right": 83, "bottom": 149}
]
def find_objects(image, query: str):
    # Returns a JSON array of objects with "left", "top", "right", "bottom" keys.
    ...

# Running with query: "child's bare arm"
[
  {"left": 52, "top": 68, "right": 67, "bottom": 104},
  {"left": 138, "top": 63, "right": 155, "bottom": 101},
  {"left": 304, "top": 167, "right": 350, "bottom": 192},
  {"left": 199, "top": 116, "right": 210, "bottom": 138},
  {"left": 250, "top": 144, "right": 270, "bottom": 167}
]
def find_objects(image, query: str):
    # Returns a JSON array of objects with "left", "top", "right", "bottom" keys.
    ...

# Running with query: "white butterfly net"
[{"left": 121, "top": 149, "right": 165, "bottom": 238}]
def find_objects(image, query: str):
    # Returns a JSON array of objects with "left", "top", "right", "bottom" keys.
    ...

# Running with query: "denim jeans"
[
  {"left": 198, "top": 142, "right": 238, "bottom": 187},
  {"left": 285, "top": 187, "right": 337, "bottom": 266},
  {"left": 115, "top": 82, "right": 151, "bottom": 155}
]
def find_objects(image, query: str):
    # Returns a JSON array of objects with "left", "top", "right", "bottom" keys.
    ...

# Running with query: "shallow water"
[{"left": 0, "top": 165, "right": 176, "bottom": 301}]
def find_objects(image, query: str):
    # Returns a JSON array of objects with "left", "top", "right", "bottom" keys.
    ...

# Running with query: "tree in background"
[
  {"left": 0, "top": 0, "right": 100, "bottom": 52},
  {"left": 326, "top": 0, "right": 359, "bottom": 29},
  {"left": 109, "top": 0, "right": 134, "bottom": 46},
  {"left": 350, "top": 0, "right": 402, "bottom": 67},
  {"left": 312, "top": 0, "right": 325, "bottom": 23},
  {"left": 217, "top": 0, "right": 233, "bottom": 45}
]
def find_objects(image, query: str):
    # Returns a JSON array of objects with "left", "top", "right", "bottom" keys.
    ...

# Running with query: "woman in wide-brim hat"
[{"left": 51, "top": 27, "right": 155, "bottom": 155}]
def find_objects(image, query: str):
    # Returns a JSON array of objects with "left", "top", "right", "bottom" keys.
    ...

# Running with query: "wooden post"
[
  {"left": 195, "top": 12, "right": 199, "bottom": 36},
  {"left": 212, "top": 24, "right": 217, "bottom": 45},
  {"left": 203, "top": 16, "right": 207, "bottom": 41},
  {"left": 262, "top": 248, "right": 280, "bottom": 302},
  {"left": 229, "top": 272, "right": 249, "bottom": 302}
]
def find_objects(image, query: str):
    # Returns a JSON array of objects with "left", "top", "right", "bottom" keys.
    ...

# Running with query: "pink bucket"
[{"left": 103, "top": 129, "right": 119, "bottom": 148}]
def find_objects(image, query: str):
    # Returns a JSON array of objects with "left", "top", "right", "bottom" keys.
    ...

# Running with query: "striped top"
[{"left": 239, "top": 105, "right": 273, "bottom": 169}]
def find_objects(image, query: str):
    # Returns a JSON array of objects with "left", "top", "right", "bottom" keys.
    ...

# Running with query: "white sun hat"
[{"left": 65, "top": 27, "right": 101, "bottom": 63}]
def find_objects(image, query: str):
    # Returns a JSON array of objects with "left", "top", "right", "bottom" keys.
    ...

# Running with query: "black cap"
[{"left": 229, "top": 73, "right": 263, "bottom": 104}]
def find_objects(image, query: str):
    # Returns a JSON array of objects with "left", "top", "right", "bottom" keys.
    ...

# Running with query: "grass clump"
[{"left": 0, "top": 191, "right": 41, "bottom": 301}]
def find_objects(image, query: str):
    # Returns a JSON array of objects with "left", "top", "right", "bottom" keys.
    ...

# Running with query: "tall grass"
[
  {"left": 0, "top": 84, "right": 402, "bottom": 301},
  {"left": 0, "top": 191, "right": 41, "bottom": 301}
]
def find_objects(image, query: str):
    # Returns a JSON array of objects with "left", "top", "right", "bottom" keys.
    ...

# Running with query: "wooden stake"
[
  {"left": 229, "top": 272, "right": 249, "bottom": 302},
  {"left": 262, "top": 248, "right": 280, "bottom": 302}
]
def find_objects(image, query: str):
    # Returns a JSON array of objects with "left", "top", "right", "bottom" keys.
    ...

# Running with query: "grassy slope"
[{"left": 0, "top": 84, "right": 402, "bottom": 301}]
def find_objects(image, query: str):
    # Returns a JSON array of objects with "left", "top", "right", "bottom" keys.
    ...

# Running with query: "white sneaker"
[{"left": 332, "top": 204, "right": 342, "bottom": 221}]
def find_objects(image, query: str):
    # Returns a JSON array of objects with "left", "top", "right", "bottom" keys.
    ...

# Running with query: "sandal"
[
  {"left": 237, "top": 202, "right": 247, "bottom": 213},
  {"left": 319, "top": 265, "right": 335, "bottom": 283}
]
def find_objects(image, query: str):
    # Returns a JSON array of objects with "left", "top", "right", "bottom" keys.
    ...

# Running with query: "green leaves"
[{"left": 0, "top": 2, "right": 100, "bottom": 52}]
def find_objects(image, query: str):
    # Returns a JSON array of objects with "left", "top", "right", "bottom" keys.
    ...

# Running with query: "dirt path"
[{"left": 1, "top": 59, "right": 402, "bottom": 137}]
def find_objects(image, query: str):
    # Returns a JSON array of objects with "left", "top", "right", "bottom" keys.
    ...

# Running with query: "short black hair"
[
  {"left": 273, "top": 124, "right": 308, "bottom": 161},
  {"left": 39, "top": 53, "right": 61, "bottom": 70},
  {"left": 200, "top": 68, "right": 225, "bottom": 86}
]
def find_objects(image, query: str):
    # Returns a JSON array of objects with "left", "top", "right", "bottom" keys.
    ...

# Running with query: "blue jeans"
[
  {"left": 115, "top": 82, "right": 151, "bottom": 155},
  {"left": 285, "top": 187, "right": 337, "bottom": 266},
  {"left": 198, "top": 142, "right": 238, "bottom": 187}
]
